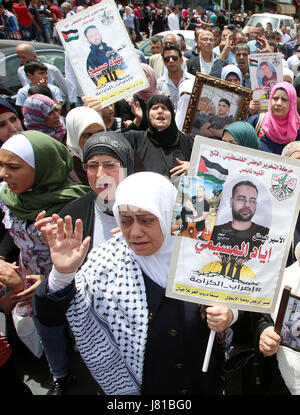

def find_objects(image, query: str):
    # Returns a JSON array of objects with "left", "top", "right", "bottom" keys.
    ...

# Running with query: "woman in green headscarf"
[
  {"left": 0, "top": 130, "right": 89, "bottom": 392},
  {"left": 222, "top": 121, "right": 261, "bottom": 150},
  {"left": 0, "top": 130, "right": 89, "bottom": 221}
]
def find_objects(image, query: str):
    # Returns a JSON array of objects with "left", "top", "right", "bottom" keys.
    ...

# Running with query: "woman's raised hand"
[{"left": 46, "top": 215, "right": 90, "bottom": 274}]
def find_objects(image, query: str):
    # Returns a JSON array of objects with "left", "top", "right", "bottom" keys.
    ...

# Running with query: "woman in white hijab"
[
  {"left": 34, "top": 172, "right": 235, "bottom": 395},
  {"left": 66, "top": 107, "right": 106, "bottom": 185},
  {"left": 221, "top": 64, "right": 243, "bottom": 85}
]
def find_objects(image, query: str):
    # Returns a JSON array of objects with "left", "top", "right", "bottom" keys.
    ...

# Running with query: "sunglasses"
[{"left": 163, "top": 55, "right": 179, "bottom": 63}]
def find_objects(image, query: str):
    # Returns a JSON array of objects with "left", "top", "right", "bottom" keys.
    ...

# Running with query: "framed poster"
[
  {"left": 166, "top": 136, "right": 300, "bottom": 313},
  {"left": 275, "top": 286, "right": 300, "bottom": 352},
  {"left": 249, "top": 53, "right": 283, "bottom": 111},
  {"left": 56, "top": 0, "right": 148, "bottom": 107},
  {"left": 182, "top": 73, "right": 252, "bottom": 139}
]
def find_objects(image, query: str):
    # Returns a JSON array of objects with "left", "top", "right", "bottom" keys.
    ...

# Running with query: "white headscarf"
[
  {"left": 113, "top": 172, "right": 177, "bottom": 288},
  {"left": 221, "top": 64, "right": 243, "bottom": 85},
  {"left": 66, "top": 107, "right": 106, "bottom": 161},
  {"left": 1, "top": 133, "right": 35, "bottom": 168}
]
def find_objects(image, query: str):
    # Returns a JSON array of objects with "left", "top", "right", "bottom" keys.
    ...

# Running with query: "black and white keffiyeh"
[
  {"left": 66, "top": 234, "right": 148, "bottom": 395},
  {"left": 66, "top": 172, "right": 177, "bottom": 394}
]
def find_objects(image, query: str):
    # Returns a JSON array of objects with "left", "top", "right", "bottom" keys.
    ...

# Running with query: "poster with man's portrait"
[
  {"left": 182, "top": 73, "right": 252, "bottom": 139},
  {"left": 249, "top": 53, "right": 283, "bottom": 111},
  {"left": 56, "top": 0, "right": 148, "bottom": 107},
  {"left": 166, "top": 137, "right": 300, "bottom": 313}
]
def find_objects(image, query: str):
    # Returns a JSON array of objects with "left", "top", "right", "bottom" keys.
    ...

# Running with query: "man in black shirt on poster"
[{"left": 212, "top": 180, "right": 269, "bottom": 254}]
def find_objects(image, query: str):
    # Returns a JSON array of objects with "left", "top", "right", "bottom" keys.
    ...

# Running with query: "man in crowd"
[
  {"left": 186, "top": 29, "right": 217, "bottom": 75},
  {"left": 13, "top": 0, "right": 33, "bottom": 41},
  {"left": 247, "top": 23, "right": 264, "bottom": 53},
  {"left": 167, "top": 5, "right": 180, "bottom": 31},
  {"left": 16, "top": 61, "right": 63, "bottom": 106},
  {"left": 150, "top": 35, "right": 163, "bottom": 56},
  {"left": 16, "top": 42, "right": 68, "bottom": 102},
  {"left": 157, "top": 44, "right": 194, "bottom": 111},
  {"left": 183, "top": 28, "right": 203, "bottom": 59},
  {"left": 149, "top": 32, "right": 186, "bottom": 79},
  {"left": 285, "top": 30, "right": 300, "bottom": 59},
  {"left": 0, "top": 3, "right": 21, "bottom": 39},
  {"left": 210, "top": 37, "right": 251, "bottom": 89},
  {"left": 280, "top": 25, "right": 291, "bottom": 44}
]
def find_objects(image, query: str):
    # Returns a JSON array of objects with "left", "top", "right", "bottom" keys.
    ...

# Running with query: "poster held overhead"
[
  {"left": 55, "top": 0, "right": 148, "bottom": 107},
  {"left": 249, "top": 53, "right": 283, "bottom": 111}
]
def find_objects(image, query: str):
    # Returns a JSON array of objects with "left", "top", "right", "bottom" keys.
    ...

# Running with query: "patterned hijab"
[{"left": 22, "top": 94, "right": 66, "bottom": 142}]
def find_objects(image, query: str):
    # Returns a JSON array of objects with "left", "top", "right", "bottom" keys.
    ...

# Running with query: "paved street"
[{"left": 4, "top": 315, "right": 99, "bottom": 396}]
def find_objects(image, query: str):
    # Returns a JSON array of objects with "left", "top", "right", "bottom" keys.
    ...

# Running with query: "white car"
[
  {"left": 138, "top": 30, "right": 196, "bottom": 58},
  {"left": 242, "top": 13, "right": 296, "bottom": 37}
]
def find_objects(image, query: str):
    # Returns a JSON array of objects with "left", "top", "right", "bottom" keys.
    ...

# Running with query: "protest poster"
[
  {"left": 182, "top": 73, "right": 252, "bottom": 139},
  {"left": 166, "top": 136, "right": 300, "bottom": 313},
  {"left": 55, "top": 0, "right": 148, "bottom": 107},
  {"left": 275, "top": 286, "right": 300, "bottom": 352},
  {"left": 248, "top": 52, "right": 283, "bottom": 111}
]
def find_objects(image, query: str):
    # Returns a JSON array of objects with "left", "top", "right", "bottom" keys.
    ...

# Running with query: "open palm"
[{"left": 46, "top": 216, "right": 90, "bottom": 274}]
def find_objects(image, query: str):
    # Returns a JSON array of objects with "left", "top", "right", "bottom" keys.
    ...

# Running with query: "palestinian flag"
[
  {"left": 249, "top": 57, "right": 258, "bottom": 67},
  {"left": 197, "top": 156, "right": 228, "bottom": 184},
  {"left": 62, "top": 29, "right": 79, "bottom": 43}
]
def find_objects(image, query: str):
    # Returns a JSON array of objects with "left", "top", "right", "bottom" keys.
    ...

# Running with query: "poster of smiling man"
[
  {"left": 166, "top": 137, "right": 300, "bottom": 313},
  {"left": 249, "top": 53, "right": 283, "bottom": 111},
  {"left": 56, "top": 0, "right": 148, "bottom": 107}
]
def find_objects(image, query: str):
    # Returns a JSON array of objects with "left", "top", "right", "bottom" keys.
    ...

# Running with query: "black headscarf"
[
  {"left": 83, "top": 131, "right": 135, "bottom": 176},
  {"left": 146, "top": 95, "right": 180, "bottom": 149}
]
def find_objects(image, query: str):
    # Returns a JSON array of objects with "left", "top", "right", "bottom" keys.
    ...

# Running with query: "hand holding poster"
[
  {"left": 166, "top": 136, "right": 300, "bottom": 314},
  {"left": 56, "top": 0, "right": 148, "bottom": 107},
  {"left": 249, "top": 53, "right": 283, "bottom": 111}
]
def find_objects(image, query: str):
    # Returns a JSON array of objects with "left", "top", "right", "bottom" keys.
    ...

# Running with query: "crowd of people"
[{"left": 0, "top": 0, "right": 300, "bottom": 398}]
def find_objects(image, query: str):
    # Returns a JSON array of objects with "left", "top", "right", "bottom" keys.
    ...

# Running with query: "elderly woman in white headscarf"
[
  {"left": 221, "top": 64, "right": 243, "bottom": 85},
  {"left": 66, "top": 106, "right": 106, "bottom": 185},
  {"left": 33, "top": 171, "right": 237, "bottom": 395}
]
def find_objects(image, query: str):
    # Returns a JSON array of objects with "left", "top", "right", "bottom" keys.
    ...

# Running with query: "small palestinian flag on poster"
[
  {"left": 249, "top": 57, "right": 258, "bottom": 67},
  {"left": 61, "top": 29, "right": 79, "bottom": 43}
]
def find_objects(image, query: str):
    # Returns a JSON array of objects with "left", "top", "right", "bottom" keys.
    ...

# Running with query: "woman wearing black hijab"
[
  {"left": 36, "top": 131, "right": 136, "bottom": 261},
  {"left": 124, "top": 95, "right": 194, "bottom": 178}
]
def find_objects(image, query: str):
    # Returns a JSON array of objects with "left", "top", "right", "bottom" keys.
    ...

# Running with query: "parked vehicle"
[
  {"left": 242, "top": 13, "right": 296, "bottom": 37},
  {"left": 0, "top": 40, "right": 65, "bottom": 104}
]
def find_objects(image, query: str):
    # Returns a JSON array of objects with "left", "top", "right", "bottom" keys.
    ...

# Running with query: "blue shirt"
[{"left": 16, "top": 83, "right": 63, "bottom": 106}]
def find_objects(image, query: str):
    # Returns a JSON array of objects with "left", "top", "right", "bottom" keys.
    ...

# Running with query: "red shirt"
[{"left": 13, "top": 4, "right": 32, "bottom": 27}]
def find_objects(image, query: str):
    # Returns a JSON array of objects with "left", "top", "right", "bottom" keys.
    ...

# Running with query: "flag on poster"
[{"left": 167, "top": 136, "right": 300, "bottom": 314}]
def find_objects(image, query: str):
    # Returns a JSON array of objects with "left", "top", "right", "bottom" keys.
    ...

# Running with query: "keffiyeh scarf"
[{"left": 66, "top": 234, "right": 148, "bottom": 395}]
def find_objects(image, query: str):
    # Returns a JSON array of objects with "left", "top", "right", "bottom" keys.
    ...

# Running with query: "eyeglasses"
[
  {"left": 82, "top": 161, "right": 121, "bottom": 171},
  {"left": 163, "top": 55, "right": 179, "bottom": 63},
  {"left": 234, "top": 196, "right": 257, "bottom": 205},
  {"left": 200, "top": 37, "right": 214, "bottom": 43}
]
